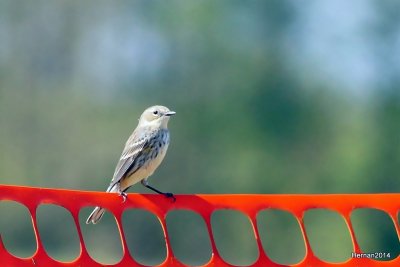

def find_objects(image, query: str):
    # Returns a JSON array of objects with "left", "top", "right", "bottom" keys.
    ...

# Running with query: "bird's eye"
[{"left": 153, "top": 110, "right": 159, "bottom": 115}]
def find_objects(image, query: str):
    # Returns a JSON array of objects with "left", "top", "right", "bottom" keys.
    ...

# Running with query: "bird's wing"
[{"left": 108, "top": 130, "right": 150, "bottom": 190}]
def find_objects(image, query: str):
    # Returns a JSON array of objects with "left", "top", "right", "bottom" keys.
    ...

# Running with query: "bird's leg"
[{"left": 141, "top": 180, "right": 176, "bottom": 202}]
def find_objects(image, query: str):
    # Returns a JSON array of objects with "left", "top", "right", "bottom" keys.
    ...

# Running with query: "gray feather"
[
  {"left": 86, "top": 207, "right": 105, "bottom": 224},
  {"left": 108, "top": 129, "right": 157, "bottom": 190}
]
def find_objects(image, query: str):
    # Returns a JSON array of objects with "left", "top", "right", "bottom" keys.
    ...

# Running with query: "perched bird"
[{"left": 86, "top": 105, "right": 176, "bottom": 224}]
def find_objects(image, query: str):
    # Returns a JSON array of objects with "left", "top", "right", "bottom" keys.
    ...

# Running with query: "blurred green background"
[{"left": 0, "top": 0, "right": 399, "bottom": 265}]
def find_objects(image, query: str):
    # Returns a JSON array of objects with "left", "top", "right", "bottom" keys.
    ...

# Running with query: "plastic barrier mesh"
[{"left": 0, "top": 184, "right": 399, "bottom": 266}]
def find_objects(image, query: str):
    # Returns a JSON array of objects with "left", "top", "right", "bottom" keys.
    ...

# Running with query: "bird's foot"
[
  {"left": 164, "top": 192, "right": 176, "bottom": 203},
  {"left": 119, "top": 191, "right": 128, "bottom": 203}
]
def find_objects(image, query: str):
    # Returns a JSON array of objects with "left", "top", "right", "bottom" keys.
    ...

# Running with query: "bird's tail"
[
  {"left": 86, "top": 206, "right": 105, "bottom": 224},
  {"left": 86, "top": 183, "right": 119, "bottom": 224}
]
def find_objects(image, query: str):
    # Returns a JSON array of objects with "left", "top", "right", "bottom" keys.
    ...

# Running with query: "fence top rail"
[{"left": 0, "top": 184, "right": 399, "bottom": 215}]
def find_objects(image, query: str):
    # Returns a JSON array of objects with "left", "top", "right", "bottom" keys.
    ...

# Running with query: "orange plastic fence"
[{"left": 0, "top": 184, "right": 399, "bottom": 267}]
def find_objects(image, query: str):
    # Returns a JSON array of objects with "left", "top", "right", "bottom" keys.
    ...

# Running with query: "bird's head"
[{"left": 139, "top": 105, "right": 176, "bottom": 128}]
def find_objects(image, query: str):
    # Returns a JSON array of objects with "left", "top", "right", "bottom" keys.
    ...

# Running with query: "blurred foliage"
[{"left": 0, "top": 0, "right": 399, "bottom": 264}]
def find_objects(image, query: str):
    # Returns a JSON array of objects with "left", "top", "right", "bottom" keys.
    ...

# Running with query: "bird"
[{"left": 86, "top": 105, "right": 176, "bottom": 224}]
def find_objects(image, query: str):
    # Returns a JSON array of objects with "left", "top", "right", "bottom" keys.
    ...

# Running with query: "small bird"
[{"left": 86, "top": 105, "right": 176, "bottom": 224}]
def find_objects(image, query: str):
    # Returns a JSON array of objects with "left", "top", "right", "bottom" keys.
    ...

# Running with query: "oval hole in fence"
[
  {"left": 0, "top": 201, "right": 36, "bottom": 258},
  {"left": 166, "top": 209, "right": 212, "bottom": 266},
  {"left": 257, "top": 209, "right": 305, "bottom": 265},
  {"left": 303, "top": 208, "right": 352, "bottom": 263},
  {"left": 351, "top": 208, "right": 399, "bottom": 260},
  {"left": 122, "top": 209, "right": 166, "bottom": 266},
  {"left": 211, "top": 209, "right": 258, "bottom": 266},
  {"left": 36, "top": 204, "right": 80, "bottom": 262},
  {"left": 80, "top": 207, "right": 123, "bottom": 264}
]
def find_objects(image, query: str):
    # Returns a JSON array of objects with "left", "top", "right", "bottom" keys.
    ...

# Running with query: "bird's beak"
[{"left": 164, "top": 111, "right": 176, "bottom": 116}]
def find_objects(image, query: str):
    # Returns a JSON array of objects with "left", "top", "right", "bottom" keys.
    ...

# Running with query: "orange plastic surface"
[{"left": 0, "top": 184, "right": 399, "bottom": 267}]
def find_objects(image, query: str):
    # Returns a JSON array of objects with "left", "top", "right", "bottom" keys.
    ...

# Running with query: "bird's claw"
[
  {"left": 119, "top": 192, "right": 128, "bottom": 203},
  {"left": 164, "top": 192, "right": 176, "bottom": 203}
]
